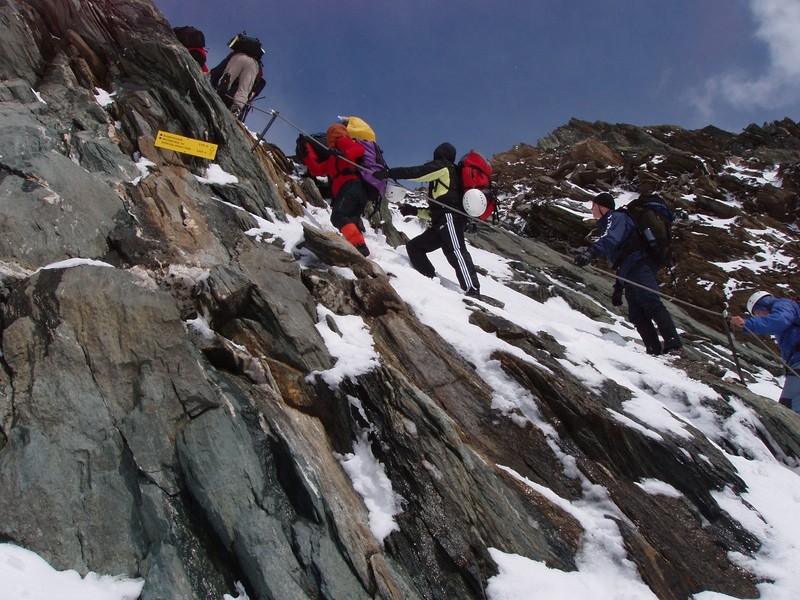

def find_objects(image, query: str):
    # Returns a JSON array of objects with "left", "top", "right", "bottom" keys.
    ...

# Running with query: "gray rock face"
[{"left": 0, "top": 2, "right": 798, "bottom": 600}]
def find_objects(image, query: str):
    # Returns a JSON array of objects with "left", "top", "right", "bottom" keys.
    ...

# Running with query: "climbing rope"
[
  {"left": 250, "top": 105, "right": 509, "bottom": 226},
  {"left": 237, "top": 102, "right": 796, "bottom": 384}
]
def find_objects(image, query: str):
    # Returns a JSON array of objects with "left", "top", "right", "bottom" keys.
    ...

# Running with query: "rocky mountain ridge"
[
  {"left": 491, "top": 117, "right": 799, "bottom": 329},
  {"left": 0, "top": 1, "right": 799, "bottom": 600}
]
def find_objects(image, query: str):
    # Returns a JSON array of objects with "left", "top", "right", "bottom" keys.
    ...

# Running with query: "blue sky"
[{"left": 155, "top": 0, "right": 800, "bottom": 167}]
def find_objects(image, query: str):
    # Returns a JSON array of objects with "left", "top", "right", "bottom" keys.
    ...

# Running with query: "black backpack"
[
  {"left": 228, "top": 32, "right": 265, "bottom": 59},
  {"left": 249, "top": 70, "right": 266, "bottom": 99},
  {"left": 620, "top": 194, "right": 674, "bottom": 267},
  {"left": 173, "top": 26, "right": 205, "bottom": 49}
]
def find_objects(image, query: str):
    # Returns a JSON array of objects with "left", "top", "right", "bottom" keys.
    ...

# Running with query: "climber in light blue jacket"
[{"left": 731, "top": 291, "right": 800, "bottom": 414}]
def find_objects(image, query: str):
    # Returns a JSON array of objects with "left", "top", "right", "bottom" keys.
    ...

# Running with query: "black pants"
[
  {"left": 779, "top": 362, "right": 800, "bottom": 413},
  {"left": 624, "top": 260, "right": 681, "bottom": 355},
  {"left": 407, "top": 212, "right": 479, "bottom": 292},
  {"left": 330, "top": 179, "right": 368, "bottom": 231}
]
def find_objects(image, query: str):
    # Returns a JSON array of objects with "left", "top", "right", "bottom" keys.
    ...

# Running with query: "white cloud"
[
  {"left": 751, "top": 0, "right": 800, "bottom": 76},
  {"left": 689, "top": 0, "right": 800, "bottom": 118}
]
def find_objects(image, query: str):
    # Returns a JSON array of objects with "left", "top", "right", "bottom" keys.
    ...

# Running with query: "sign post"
[{"left": 155, "top": 131, "right": 218, "bottom": 160}]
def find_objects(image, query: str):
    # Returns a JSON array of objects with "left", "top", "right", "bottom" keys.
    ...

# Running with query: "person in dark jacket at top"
[
  {"left": 300, "top": 123, "right": 371, "bottom": 256},
  {"left": 375, "top": 143, "right": 481, "bottom": 297},
  {"left": 173, "top": 26, "right": 208, "bottom": 74},
  {"left": 575, "top": 192, "right": 682, "bottom": 356},
  {"left": 731, "top": 291, "right": 800, "bottom": 414}
]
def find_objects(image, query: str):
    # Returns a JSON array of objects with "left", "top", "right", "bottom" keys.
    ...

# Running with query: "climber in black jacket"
[{"left": 375, "top": 142, "right": 481, "bottom": 297}]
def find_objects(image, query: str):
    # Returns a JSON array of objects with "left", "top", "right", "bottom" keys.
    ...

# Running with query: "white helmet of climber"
[
  {"left": 746, "top": 290, "right": 772, "bottom": 315},
  {"left": 462, "top": 188, "right": 487, "bottom": 218},
  {"left": 384, "top": 183, "right": 407, "bottom": 204}
]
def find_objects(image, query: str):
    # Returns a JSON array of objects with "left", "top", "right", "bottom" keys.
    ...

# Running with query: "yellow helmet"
[{"left": 341, "top": 116, "right": 376, "bottom": 142}]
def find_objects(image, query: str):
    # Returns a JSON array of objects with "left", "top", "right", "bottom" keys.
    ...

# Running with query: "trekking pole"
[
  {"left": 251, "top": 110, "right": 279, "bottom": 152},
  {"left": 590, "top": 266, "right": 751, "bottom": 381},
  {"left": 722, "top": 311, "right": 747, "bottom": 384}
]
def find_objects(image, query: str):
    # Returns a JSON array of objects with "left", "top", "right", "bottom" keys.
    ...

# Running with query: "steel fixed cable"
[{"left": 243, "top": 103, "right": 795, "bottom": 382}]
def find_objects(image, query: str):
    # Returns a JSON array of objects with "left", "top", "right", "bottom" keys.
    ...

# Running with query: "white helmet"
[
  {"left": 462, "top": 188, "right": 487, "bottom": 218},
  {"left": 746, "top": 290, "right": 772, "bottom": 315},
  {"left": 384, "top": 183, "right": 407, "bottom": 204}
]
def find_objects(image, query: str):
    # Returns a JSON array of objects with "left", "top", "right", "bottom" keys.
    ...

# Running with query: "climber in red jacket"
[{"left": 300, "top": 124, "right": 370, "bottom": 256}]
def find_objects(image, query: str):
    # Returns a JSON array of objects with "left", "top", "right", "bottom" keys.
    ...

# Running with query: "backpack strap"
[
  {"left": 436, "top": 163, "right": 460, "bottom": 193},
  {"left": 431, "top": 164, "right": 459, "bottom": 201},
  {"left": 331, "top": 154, "right": 359, "bottom": 179},
  {"left": 611, "top": 208, "right": 646, "bottom": 268}
]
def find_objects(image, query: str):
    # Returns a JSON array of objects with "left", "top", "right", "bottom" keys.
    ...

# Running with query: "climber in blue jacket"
[
  {"left": 731, "top": 291, "right": 800, "bottom": 414},
  {"left": 575, "top": 192, "right": 682, "bottom": 356}
]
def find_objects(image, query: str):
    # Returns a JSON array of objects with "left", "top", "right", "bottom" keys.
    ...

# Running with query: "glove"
[
  {"left": 373, "top": 169, "right": 389, "bottom": 180},
  {"left": 611, "top": 283, "right": 623, "bottom": 306},
  {"left": 399, "top": 204, "right": 418, "bottom": 217},
  {"left": 295, "top": 136, "right": 309, "bottom": 159},
  {"left": 314, "top": 144, "right": 331, "bottom": 161},
  {"left": 574, "top": 250, "right": 592, "bottom": 267}
]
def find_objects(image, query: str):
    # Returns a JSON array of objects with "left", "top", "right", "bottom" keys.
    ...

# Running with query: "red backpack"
[{"left": 458, "top": 151, "right": 496, "bottom": 221}]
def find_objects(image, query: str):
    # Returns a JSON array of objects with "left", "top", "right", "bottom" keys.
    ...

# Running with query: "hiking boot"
[
  {"left": 652, "top": 307, "right": 681, "bottom": 348},
  {"left": 355, "top": 243, "right": 370, "bottom": 257},
  {"left": 633, "top": 319, "right": 661, "bottom": 356},
  {"left": 465, "top": 288, "right": 482, "bottom": 300},
  {"left": 661, "top": 338, "right": 683, "bottom": 354}
]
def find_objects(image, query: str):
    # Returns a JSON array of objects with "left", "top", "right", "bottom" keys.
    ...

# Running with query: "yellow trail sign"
[{"left": 155, "top": 130, "right": 218, "bottom": 160}]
